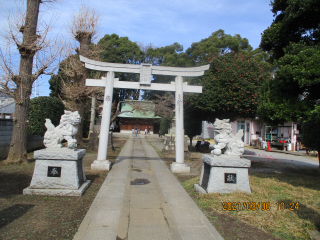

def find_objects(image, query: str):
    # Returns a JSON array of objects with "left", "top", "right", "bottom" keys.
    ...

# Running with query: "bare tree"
[
  {"left": 154, "top": 93, "right": 175, "bottom": 119},
  {"left": 136, "top": 41, "right": 158, "bottom": 63},
  {"left": 0, "top": 0, "right": 63, "bottom": 164},
  {"left": 57, "top": 4, "right": 102, "bottom": 148}
]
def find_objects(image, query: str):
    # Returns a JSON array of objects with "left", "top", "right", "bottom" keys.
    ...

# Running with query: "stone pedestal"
[
  {"left": 91, "top": 160, "right": 111, "bottom": 171},
  {"left": 194, "top": 154, "right": 251, "bottom": 194},
  {"left": 170, "top": 162, "right": 190, "bottom": 173},
  {"left": 162, "top": 125, "right": 188, "bottom": 154},
  {"left": 162, "top": 133, "right": 188, "bottom": 154},
  {"left": 23, "top": 148, "right": 91, "bottom": 196}
]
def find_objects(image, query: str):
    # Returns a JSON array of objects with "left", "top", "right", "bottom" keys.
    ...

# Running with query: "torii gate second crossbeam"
[{"left": 80, "top": 56, "right": 209, "bottom": 173}]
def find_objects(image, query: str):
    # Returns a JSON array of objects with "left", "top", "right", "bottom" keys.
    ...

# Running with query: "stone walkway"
[{"left": 73, "top": 135, "right": 223, "bottom": 240}]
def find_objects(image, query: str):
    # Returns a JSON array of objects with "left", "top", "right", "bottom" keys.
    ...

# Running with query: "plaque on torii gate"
[{"left": 80, "top": 56, "right": 209, "bottom": 173}]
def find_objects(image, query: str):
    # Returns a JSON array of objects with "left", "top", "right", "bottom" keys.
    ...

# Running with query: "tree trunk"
[
  {"left": 89, "top": 94, "right": 96, "bottom": 134},
  {"left": 6, "top": 86, "right": 32, "bottom": 164},
  {"left": 318, "top": 149, "right": 320, "bottom": 172},
  {"left": 5, "top": 0, "right": 41, "bottom": 164},
  {"left": 75, "top": 100, "right": 86, "bottom": 148},
  {"left": 74, "top": 33, "right": 91, "bottom": 148}
]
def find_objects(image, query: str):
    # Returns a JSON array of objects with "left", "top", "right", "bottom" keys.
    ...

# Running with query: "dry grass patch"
[{"left": 182, "top": 172, "right": 320, "bottom": 240}]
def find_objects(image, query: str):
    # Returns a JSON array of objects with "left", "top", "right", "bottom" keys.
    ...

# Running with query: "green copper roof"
[{"left": 118, "top": 100, "right": 161, "bottom": 119}]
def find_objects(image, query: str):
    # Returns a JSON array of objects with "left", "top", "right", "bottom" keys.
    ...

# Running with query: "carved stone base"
[
  {"left": 162, "top": 133, "right": 188, "bottom": 154},
  {"left": 194, "top": 184, "right": 207, "bottom": 194},
  {"left": 196, "top": 154, "right": 251, "bottom": 194},
  {"left": 91, "top": 160, "right": 111, "bottom": 171},
  {"left": 170, "top": 162, "right": 190, "bottom": 173},
  {"left": 23, "top": 148, "right": 90, "bottom": 196},
  {"left": 23, "top": 180, "right": 91, "bottom": 196}
]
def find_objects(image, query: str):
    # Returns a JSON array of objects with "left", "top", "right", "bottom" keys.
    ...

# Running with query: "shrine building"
[{"left": 117, "top": 100, "right": 161, "bottom": 134}]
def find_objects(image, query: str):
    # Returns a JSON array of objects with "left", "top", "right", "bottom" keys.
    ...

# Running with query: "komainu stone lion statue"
[
  {"left": 43, "top": 110, "right": 81, "bottom": 149},
  {"left": 211, "top": 118, "right": 245, "bottom": 157}
]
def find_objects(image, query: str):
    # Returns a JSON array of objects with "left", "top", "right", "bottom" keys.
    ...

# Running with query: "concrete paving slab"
[
  {"left": 128, "top": 226, "right": 172, "bottom": 240},
  {"left": 129, "top": 208, "right": 168, "bottom": 227},
  {"left": 170, "top": 207, "right": 204, "bottom": 227},
  {"left": 82, "top": 229, "right": 117, "bottom": 240},
  {"left": 98, "top": 185, "right": 126, "bottom": 196},
  {"left": 179, "top": 226, "right": 216, "bottom": 240},
  {"left": 88, "top": 209, "right": 121, "bottom": 228},
  {"left": 95, "top": 196, "right": 123, "bottom": 209},
  {"left": 130, "top": 172, "right": 151, "bottom": 179},
  {"left": 106, "top": 175, "right": 127, "bottom": 185},
  {"left": 129, "top": 194, "right": 161, "bottom": 209}
]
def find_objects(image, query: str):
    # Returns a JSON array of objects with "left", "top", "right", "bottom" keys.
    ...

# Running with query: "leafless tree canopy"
[
  {"left": 69, "top": 4, "right": 100, "bottom": 49},
  {"left": 59, "top": 4, "right": 103, "bottom": 108},
  {"left": 0, "top": 0, "right": 64, "bottom": 98},
  {"left": 154, "top": 93, "right": 175, "bottom": 119},
  {"left": 136, "top": 42, "right": 159, "bottom": 64}
]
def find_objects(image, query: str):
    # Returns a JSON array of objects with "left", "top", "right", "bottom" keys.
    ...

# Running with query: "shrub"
[
  {"left": 28, "top": 97, "right": 65, "bottom": 136},
  {"left": 160, "top": 117, "right": 171, "bottom": 135},
  {"left": 302, "top": 107, "right": 320, "bottom": 165}
]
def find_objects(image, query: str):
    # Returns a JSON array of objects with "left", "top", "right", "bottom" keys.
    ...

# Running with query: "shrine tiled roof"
[{"left": 117, "top": 100, "right": 161, "bottom": 119}]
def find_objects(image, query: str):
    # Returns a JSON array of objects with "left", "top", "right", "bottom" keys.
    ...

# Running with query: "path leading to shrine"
[{"left": 73, "top": 134, "right": 223, "bottom": 240}]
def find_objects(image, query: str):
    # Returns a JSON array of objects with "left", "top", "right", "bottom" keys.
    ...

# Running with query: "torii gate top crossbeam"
[{"left": 80, "top": 56, "right": 210, "bottom": 77}]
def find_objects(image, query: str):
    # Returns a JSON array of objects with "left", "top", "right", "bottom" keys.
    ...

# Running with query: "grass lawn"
[
  {"left": 147, "top": 137, "right": 320, "bottom": 240},
  {"left": 0, "top": 134, "right": 128, "bottom": 240},
  {"left": 183, "top": 172, "right": 320, "bottom": 240}
]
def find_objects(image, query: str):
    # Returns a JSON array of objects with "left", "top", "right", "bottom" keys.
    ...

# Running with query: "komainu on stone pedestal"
[
  {"left": 24, "top": 111, "right": 91, "bottom": 196},
  {"left": 44, "top": 110, "right": 81, "bottom": 149},
  {"left": 211, "top": 118, "right": 245, "bottom": 157},
  {"left": 195, "top": 118, "right": 251, "bottom": 194}
]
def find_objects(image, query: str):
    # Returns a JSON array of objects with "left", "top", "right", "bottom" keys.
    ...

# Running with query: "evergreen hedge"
[
  {"left": 28, "top": 97, "right": 65, "bottom": 136},
  {"left": 160, "top": 117, "right": 171, "bottom": 135}
]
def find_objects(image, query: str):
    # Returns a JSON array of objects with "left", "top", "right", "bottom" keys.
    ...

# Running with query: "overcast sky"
[{"left": 0, "top": 0, "right": 274, "bottom": 97}]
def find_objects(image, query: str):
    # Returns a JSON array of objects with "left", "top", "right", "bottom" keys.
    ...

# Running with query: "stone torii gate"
[{"left": 80, "top": 56, "right": 209, "bottom": 173}]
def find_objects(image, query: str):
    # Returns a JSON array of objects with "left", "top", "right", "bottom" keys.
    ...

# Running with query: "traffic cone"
[{"left": 267, "top": 141, "right": 271, "bottom": 151}]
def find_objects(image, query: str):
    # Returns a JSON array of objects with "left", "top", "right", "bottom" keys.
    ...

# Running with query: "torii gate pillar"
[
  {"left": 80, "top": 56, "right": 209, "bottom": 173},
  {"left": 170, "top": 76, "right": 190, "bottom": 173},
  {"left": 91, "top": 71, "right": 114, "bottom": 171}
]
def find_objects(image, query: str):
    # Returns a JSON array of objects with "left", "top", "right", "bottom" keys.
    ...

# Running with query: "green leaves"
[
  {"left": 257, "top": 43, "right": 320, "bottom": 124},
  {"left": 186, "top": 29, "right": 253, "bottom": 65},
  {"left": 259, "top": 0, "right": 320, "bottom": 124},
  {"left": 185, "top": 52, "right": 270, "bottom": 122},
  {"left": 260, "top": 0, "right": 320, "bottom": 61},
  {"left": 99, "top": 34, "right": 145, "bottom": 64},
  {"left": 28, "top": 97, "right": 65, "bottom": 136},
  {"left": 276, "top": 43, "right": 320, "bottom": 88},
  {"left": 302, "top": 105, "right": 320, "bottom": 154}
]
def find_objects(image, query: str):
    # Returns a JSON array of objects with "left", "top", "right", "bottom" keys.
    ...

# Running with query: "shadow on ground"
[
  {"left": 0, "top": 172, "right": 32, "bottom": 198},
  {"left": 278, "top": 199, "right": 320, "bottom": 231},
  {"left": 0, "top": 204, "right": 35, "bottom": 229}
]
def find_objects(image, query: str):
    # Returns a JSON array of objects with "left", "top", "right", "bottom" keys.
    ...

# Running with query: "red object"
[{"left": 267, "top": 142, "right": 271, "bottom": 151}]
